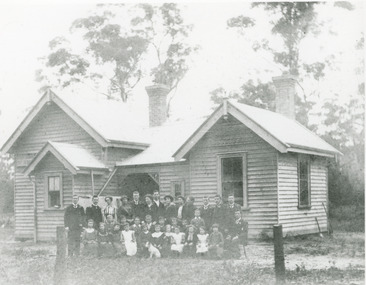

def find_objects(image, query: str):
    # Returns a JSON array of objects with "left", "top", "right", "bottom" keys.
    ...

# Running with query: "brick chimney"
[
  {"left": 272, "top": 74, "right": 297, "bottom": 120},
  {"left": 146, "top": 84, "right": 170, "bottom": 127}
]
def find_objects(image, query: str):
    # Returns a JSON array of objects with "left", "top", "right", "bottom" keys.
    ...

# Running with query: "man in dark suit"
[
  {"left": 64, "top": 195, "right": 85, "bottom": 256},
  {"left": 153, "top": 189, "right": 165, "bottom": 219},
  {"left": 229, "top": 210, "right": 248, "bottom": 258},
  {"left": 85, "top": 195, "right": 103, "bottom": 229},
  {"left": 131, "top": 191, "right": 144, "bottom": 219},
  {"left": 224, "top": 193, "right": 242, "bottom": 227},
  {"left": 200, "top": 196, "right": 213, "bottom": 230},
  {"left": 211, "top": 195, "right": 226, "bottom": 230}
]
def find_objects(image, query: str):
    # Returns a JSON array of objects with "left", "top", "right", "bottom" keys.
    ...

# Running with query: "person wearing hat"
[
  {"left": 64, "top": 195, "right": 85, "bottom": 257},
  {"left": 103, "top": 196, "right": 117, "bottom": 222},
  {"left": 143, "top": 194, "right": 158, "bottom": 222},
  {"left": 164, "top": 195, "right": 177, "bottom": 224},
  {"left": 117, "top": 195, "right": 133, "bottom": 224},
  {"left": 86, "top": 195, "right": 103, "bottom": 229}
]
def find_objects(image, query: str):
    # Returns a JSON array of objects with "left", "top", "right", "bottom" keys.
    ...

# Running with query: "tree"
[
  {"left": 37, "top": 4, "right": 197, "bottom": 103},
  {"left": 0, "top": 154, "right": 14, "bottom": 214}
]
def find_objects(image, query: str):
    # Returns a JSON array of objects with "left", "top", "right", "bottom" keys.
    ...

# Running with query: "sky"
[{"left": 0, "top": 1, "right": 364, "bottom": 147}]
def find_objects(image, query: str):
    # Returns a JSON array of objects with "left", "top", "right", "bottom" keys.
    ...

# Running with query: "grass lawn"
[{"left": 0, "top": 228, "right": 364, "bottom": 285}]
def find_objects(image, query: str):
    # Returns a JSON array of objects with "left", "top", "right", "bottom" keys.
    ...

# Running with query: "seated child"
[
  {"left": 121, "top": 223, "right": 137, "bottom": 257},
  {"left": 111, "top": 223, "right": 125, "bottom": 257},
  {"left": 181, "top": 219, "right": 189, "bottom": 233},
  {"left": 208, "top": 224, "right": 224, "bottom": 259},
  {"left": 170, "top": 226, "right": 185, "bottom": 257},
  {"left": 144, "top": 215, "right": 154, "bottom": 232},
  {"left": 191, "top": 209, "right": 205, "bottom": 231},
  {"left": 119, "top": 215, "right": 128, "bottom": 230},
  {"left": 158, "top": 216, "right": 166, "bottom": 231},
  {"left": 105, "top": 214, "right": 116, "bottom": 235},
  {"left": 184, "top": 225, "right": 197, "bottom": 257},
  {"left": 170, "top": 217, "right": 179, "bottom": 232},
  {"left": 161, "top": 224, "right": 172, "bottom": 258},
  {"left": 97, "top": 222, "right": 113, "bottom": 257},
  {"left": 137, "top": 224, "right": 151, "bottom": 258},
  {"left": 150, "top": 224, "right": 164, "bottom": 258},
  {"left": 81, "top": 219, "right": 98, "bottom": 257},
  {"left": 196, "top": 227, "right": 209, "bottom": 257},
  {"left": 131, "top": 217, "right": 142, "bottom": 236},
  {"left": 223, "top": 228, "right": 234, "bottom": 258}
]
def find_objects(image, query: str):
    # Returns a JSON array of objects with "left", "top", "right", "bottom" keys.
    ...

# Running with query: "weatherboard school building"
[{"left": 1, "top": 75, "right": 340, "bottom": 241}]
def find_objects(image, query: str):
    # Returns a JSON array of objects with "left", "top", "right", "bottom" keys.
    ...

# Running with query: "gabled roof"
[
  {"left": 24, "top": 141, "right": 108, "bottom": 176},
  {"left": 1, "top": 90, "right": 149, "bottom": 153},
  {"left": 173, "top": 100, "right": 341, "bottom": 161}
]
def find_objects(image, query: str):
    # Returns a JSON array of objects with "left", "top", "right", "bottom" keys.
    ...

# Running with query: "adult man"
[
  {"left": 85, "top": 195, "right": 103, "bottom": 229},
  {"left": 131, "top": 191, "right": 144, "bottom": 219},
  {"left": 211, "top": 195, "right": 226, "bottom": 230},
  {"left": 64, "top": 195, "right": 85, "bottom": 256},
  {"left": 200, "top": 196, "right": 213, "bottom": 230},
  {"left": 164, "top": 195, "right": 177, "bottom": 223},
  {"left": 153, "top": 189, "right": 165, "bottom": 219},
  {"left": 229, "top": 210, "right": 248, "bottom": 258},
  {"left": 225, "top": 193, "right": 242, "bottom": 226}
]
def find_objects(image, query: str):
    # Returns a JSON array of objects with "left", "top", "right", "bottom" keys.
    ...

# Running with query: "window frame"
[
  {"left": 297, "top": 154, "right": 311, "bottom": 209},
  {"left": 170, "top": 180, "right": 185, "bottom": 198},
  {"left": 217, "top": 152, "right": 248, "bottom": 208},
  {"left": 44, "top": 172, "right": 63, "bottom": 210}
]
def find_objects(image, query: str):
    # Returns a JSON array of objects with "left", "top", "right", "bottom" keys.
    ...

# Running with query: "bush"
[{"left": 330, "top": 204, "right": 365, "bottom": 232}]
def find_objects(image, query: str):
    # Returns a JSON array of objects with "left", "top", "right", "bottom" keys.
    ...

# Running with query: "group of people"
[{"left": 64, "top": 190, "right": 248, "bottom": 259}]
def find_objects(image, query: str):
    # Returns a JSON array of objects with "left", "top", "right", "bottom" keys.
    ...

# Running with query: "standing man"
[
  {"left": 225, "top": 193, "right": 242, "bottom": 227},
  {"left": 85, "top": 195, "right": 103, "bottom": 229},
  {"left": 64, "top": 195, "right": 85, "bottom": 257},
  {"left": 211, "top": 195, "right": 226, "bottom": 230},
  {"left": 200, "top": 196, "right": 213, "bottom": 230},
  {"left": 153, "top": 189, "right": 165, "bottom": 219},
  {"left": 183, "top": 196, "right": 195, "bottom": 222},
  {"left": 131, "top": 191, "right": 144, "bottom": 219}
]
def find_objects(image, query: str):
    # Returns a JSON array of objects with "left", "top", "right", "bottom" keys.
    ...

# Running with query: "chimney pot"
[
  {"left": 272, "top": 74, "right": 297, "bottom": 120},
  {"left": 146, "top": 84, "right": 170, "bottom": 127}
]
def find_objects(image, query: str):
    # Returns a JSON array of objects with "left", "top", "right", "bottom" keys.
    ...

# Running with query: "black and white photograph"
[{"left": 0, "top": 1, "right": 364, "bottom": 284}]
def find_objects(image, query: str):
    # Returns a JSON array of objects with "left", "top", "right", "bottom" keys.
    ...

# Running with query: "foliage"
[
  {"left": 330, "top": 205, "right": 365, "bottom": 232},
  {"left": 37, "top": 4, "right": 197, "bottom": 103},
  {"left": 0, "top": 155, "right": 13, "bottom": 214}
]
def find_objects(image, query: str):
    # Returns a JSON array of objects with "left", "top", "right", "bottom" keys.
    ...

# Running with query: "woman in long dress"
[
  {"left": 121, "top": 223, "right": 137, "bottom": 256},
  {"left": 118, "top": 195, "right": 133, "bottom": 224}
]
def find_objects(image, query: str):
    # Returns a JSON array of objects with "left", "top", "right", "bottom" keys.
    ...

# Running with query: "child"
[
  {"left": 184, "top": 225, "right": 197, "bottom": 257},
  {"left": 131, "top": 216, "right": 142, "bottom": 236},
  {"left": 181, "top": 219, "right": 189, "bottom": 232},
  {"left": 170, "top": 217, "right": 179, "bottom": 232},
  {"left": 191, "top": 209, "right": 205, "bottom": 231},
  {"left": 196, "top": 227, "right": 209, "bottom": 257},
  {"left": 111, "top": 223, "right": 125, "bottom": 257},
  {"left": 161, "top": 224, "right": 172, "bottom": 258},
  {"left": 121, "top": 223, "right": 137, "bottom": 257},
  {"left": 137, "top": 224, "right": 150, "bottom": 258},
  {"left": 150, "top": 224, "right": 164, "bottom": 258},
  {"left": 170, "top": 226, "right": 185, "bottom": 257},
  {"left": 144, "top": 215, "right": 154, "bottom": 232},
  {"left": 97, "top": 222, "right": 113, "bottom": 257},
  {"left": 105, "top": 214, "right": 116, "bottom": 235},
  {"left": 81, "top": 219, "right": 98, "bottom": 257},
  {"left": 208, "top": 224, "right": 224, "bottom": 259},
  {"left": 119, "top": 215, "right": 128, "bottom": 230},
  {"left": 158, "top": 216, "right": 166, "bottom": 231},
  {"left": 223, "top": 228, "right": 234, "bottom": 258}
]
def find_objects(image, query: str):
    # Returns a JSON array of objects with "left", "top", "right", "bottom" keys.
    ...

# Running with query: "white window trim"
[
  {"left": 44, "top": 172, "right": 63, "bottom": 210},
  {"left": 217, "top": 152, "right": 248, "bottom": 208}
]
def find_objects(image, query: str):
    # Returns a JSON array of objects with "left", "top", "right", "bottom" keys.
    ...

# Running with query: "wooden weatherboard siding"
[
  {"left": 188, "top": 116, "right": 278, "bottom": 238},
  {"left": 278, "top": 153, "right": 328, "bottom": 236},
  {"left": 11, "top": 102, "right": 103, "bottom": 240}
]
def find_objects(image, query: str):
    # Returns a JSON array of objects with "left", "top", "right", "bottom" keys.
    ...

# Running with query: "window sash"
[
  {"left": 45, "top": 173, "right": 63, "bottom": 209},
  {"left": 171, "top": 180, "right": 185, "bottom": 197},
  {"left": 298, "top": 155, "right": 311, "bottom": 208}
]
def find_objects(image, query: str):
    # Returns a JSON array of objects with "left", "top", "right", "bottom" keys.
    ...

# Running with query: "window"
[
  {"left": 171, "top": 180, "right": 185, "bottom": 197},
  {"left": 218, "top": 153, "right": 247, "bottom": 207},
  {"left": 45, "top": 174, "right": 63, "bottom": 208},
  {"left": 298, "top": 155, "right": 311, "bottom": 208}
]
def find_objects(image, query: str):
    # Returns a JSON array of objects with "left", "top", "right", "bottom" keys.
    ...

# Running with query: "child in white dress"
[
  {"left": 121, "top": 223, "right": 137, "bottom": 256},
  {"left": 196, "top": 227, "right": 209, "bottom": 256},
  {"left": 171, "top": 226, "right": 185, "bottom": 257}
]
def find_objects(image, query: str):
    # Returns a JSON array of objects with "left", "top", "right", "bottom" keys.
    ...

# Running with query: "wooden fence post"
[
  {"left": 54, "top": 226, "right": 67, "bottom": 285},
  {"left": 273, "top": 224, "right": 285, "bottom": 284}
]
